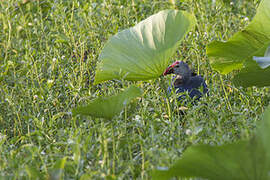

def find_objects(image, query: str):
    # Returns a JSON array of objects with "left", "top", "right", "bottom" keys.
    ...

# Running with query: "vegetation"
[
  {"left": 153, "top": 106, "right": 270, "bottom": 180},
  {"left": 0, "top": 0, "right": 269, "bottom": 179},
  {"left": 207, "top": 0, "right": 270, "bottom": 87}
]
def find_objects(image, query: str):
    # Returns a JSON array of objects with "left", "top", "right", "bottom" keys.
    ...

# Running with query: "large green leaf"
[
  {"left": 72, "top": 86, "right": 142, "bottom": 119},
  {"left": 152, "top": 107, "right": 270, "bottom": 180},
  {"left": 206, "top": 0, "right": 270, "bottom": 74},
  {"left": 94, "top": 10, "right": 196, "bottom": 84},
  {"left": 232, "top": 43, "right": 270, "bottom": 87},
  {"left": 258, "top": 106, "right": 270, "bottom": 165}
]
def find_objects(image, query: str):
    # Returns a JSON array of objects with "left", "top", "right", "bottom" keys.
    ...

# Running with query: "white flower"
[
  {"left": 135, "top": 115, "right": 141, "bottom": 121},
  {"left": 47, "top": 79, "right": 54, "bottom": 84},
  {"left": 185, "top": 129, "right": 192, "bottom": 135}
]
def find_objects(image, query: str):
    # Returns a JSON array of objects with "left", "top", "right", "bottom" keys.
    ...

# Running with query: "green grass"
[{"left": 0, "top": 0, "right": 269, "bottom": 179}]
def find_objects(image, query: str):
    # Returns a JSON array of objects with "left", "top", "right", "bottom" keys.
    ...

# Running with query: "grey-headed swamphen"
[{"left": 163, "top": 61, "right": 208, "bottom": 101}]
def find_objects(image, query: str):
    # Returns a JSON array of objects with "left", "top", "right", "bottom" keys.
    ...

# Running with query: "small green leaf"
[
  {"left": 25, "top": 165, "right": 42, "bottom": 179},
  {"left": 49, "top": 157, "right": 67, "bottom": 180},
  {"left": 206, "top": 0, "right": 270, "bottom": 74},
  {"left": 53, "top": 157, "right": 67, "bottom": 170},
  {"left": 152, "top": 106, "right": 270, "bottom": 180},
  {"left": 94, "top": 10, "right": 196, "bottom": 84},
  {"left": 79, "top": 174, "right": 92, "bottom": 180},
  {"left": 72, "top": 86, "right": 143, "bottom": 119}
]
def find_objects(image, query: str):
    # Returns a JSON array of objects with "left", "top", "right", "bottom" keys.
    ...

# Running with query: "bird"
[{"left": 163, "top": 61, "right": 208, "bottom": 102}]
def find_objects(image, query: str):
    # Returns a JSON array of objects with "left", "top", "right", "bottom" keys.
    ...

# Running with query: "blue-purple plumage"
[
  {"left": 173, "top": 75, "right": 208, "bottom": 101},
  {"left": 164, "top": 61, "right": 208, "bottom": 101}
]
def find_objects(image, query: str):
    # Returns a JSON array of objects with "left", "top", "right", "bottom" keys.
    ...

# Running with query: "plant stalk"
[
  {"left": 159, "top": 77, "right": 173, "bottom": 122},
  {"left": 219, "top": 75, "right": 233, "bottom": 113}
]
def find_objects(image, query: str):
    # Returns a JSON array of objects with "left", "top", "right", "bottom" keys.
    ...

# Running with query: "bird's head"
[{"left": 163, "top": 61, "right": 191, "bottom": 84}]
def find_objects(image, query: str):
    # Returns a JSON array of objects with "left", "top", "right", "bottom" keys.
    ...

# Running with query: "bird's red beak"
[{"left": 163, "top": 61, "right": 180, "bottom": 76}]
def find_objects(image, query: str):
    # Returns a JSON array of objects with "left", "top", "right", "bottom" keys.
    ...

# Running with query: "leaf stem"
[
  {"left": 159, "top": 77, "right": 173, "bottom": 122},
  {"left": 219, "top": 75, "right": 233, "bottom": 113}
]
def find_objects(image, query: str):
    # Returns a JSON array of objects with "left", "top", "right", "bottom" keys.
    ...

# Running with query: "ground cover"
[{"left": 0, "top": 0, "right": 269, "bottom": 179}]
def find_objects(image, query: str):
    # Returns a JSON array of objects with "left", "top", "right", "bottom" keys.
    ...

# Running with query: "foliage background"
[{"left": 0, "top": 0, "right": 269, "bottom": 179}]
